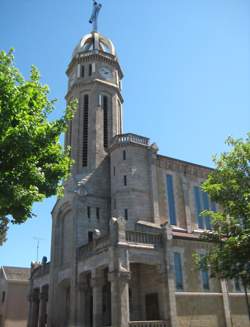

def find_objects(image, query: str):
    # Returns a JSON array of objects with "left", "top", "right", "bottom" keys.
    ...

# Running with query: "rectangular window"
[
  {"left": 87, "top": 206, "right": 91, "bottom": 219},
  {"left": 2, "top": 291, "right": 5, "bottom": 303},
  {"left": 234, "top": 278, "right": 241, "bottom": 292},
  {"left": 81, "top": 65, "right": 85, "bottom": 78},
  {"left": 88, "top": 64, "right": 92, "bottom": 76},
  {"left": 166, "top": 175, "right": 177, "bottom": 225},
  {"left": 123, "top": 175, "right": 127, "bottom": 186},
  {"left": 174, "top": 252, "right": 183, "bottom": 290},
  {"left": 123, "top": 150, "right": 126, "bottom": 160},
  {"left": 96, "top": 207, "right": 100, "bottom": 219},
  {"left": 194, "top": 186, "right": 215, "bottom": 230},
  {"left": 124, "top": 209, "right": 128, "bottom": 220},
  {"left": 113, "top": 166, "right": 116, "bottom": 176},
  {"left": 201, "top": 269, "right": 210, "bottom": 290}
]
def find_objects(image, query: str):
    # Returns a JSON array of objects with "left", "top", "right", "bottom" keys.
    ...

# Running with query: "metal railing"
[
  {"left": 126, "top": 231, "right": 163, "bottom": 248},
  {"left": 112, "top": 133, "right": 149, "bottom": 147},
  {"left": 129, "top": 321, "right": 168, "bottom": 327}
]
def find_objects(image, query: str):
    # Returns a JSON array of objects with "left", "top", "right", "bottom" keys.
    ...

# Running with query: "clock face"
[{"left": 99, "top": 66, "right": 113, "bottom": 80}]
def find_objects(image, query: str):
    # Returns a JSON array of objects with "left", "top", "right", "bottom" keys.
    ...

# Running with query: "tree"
[
  {"left": 0, "top": 49, "right": 75, "bottom": 242},
  {"left": 195, "top": 133, "right": 250, "bottom": 319}
]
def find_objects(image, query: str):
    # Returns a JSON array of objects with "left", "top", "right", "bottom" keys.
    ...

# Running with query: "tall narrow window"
[
  {"left": 103, "top": 95, "right": 108, "bottom": 149},
  {"left": 166, "top": 175, "right": 177, "bottom": 225},
  {"left": 194, "top": 186, "right": 215, "bottom": 230},
  {"left": 87, "top": 206, "right": 91, "bottom": 219},
  {"left": 199, "top": 254, "right": 210, "bottom": 290},
  {"left": 96, "top": 207, "right": 100, "bottom": 219},
  {"left": 124, "top": 209, "right": 128, "bottom": 220},
  {"left": 174, "top": 252, "right": 183, "bottom": 290},
  {"left": 88, "top": 64, "right": 92, "bottom": 76},
  {"left": 81, "top": 65, "right": 85, "bottom": 78},
  {"left": 123, "top": 150, "right": 126, "bottom": 160},
  {"left": 123, "top": 175, "right": 127, "bottom": 186},
  {"left": 113, "top": 166, "right": 116, "bottom": 176},
  {"left": 82, "top": 94, "right": 89, "bottom": 167},
  {"left": 234, "top": 278, "right": 241, "bottom": 292}
]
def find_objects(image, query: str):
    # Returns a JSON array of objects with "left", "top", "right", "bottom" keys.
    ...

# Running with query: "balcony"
[
  {"left": 126, "top": 231, "right": 163, "bottom": 248},
  {"left": 111, "top": 133, "right": 150, "bottom": 148},
  {"left": 129, "top": 321, "right": 168, "bottom": 327}
]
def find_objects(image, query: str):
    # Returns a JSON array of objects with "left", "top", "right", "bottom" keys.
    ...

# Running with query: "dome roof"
[{"left": 73, "top": 32, "right": 116, "bottom": 58}]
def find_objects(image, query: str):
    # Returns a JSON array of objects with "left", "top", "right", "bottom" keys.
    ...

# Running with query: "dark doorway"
[{"left": 145, "top": 293, "right": 160, "bottom": 321}]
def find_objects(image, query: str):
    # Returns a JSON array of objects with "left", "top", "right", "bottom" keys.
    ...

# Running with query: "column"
[
  {"left": 221, "top": 279, "right": 233, "bottom": 327},
  {"left": 30, "top": 289, "right": 40, "bottom": 327},
  {"left": 91, "top": 270, "right": 104, "bottom": 327},
  {"left": 78, "top": 278, "right": 88, "bottom": 327},
  {"left": 39, "top": 287, "right": 48, "bottom": 327},
  {"left": 108, "top": 271, "right": 130, "bottom": 327}
]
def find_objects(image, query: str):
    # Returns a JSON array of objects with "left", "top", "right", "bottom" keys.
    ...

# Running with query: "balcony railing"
[
  {"left": 129, "top": 321, "right": 168, "bottom": 327},
  {"left": 112, "top": 133, "right": 150, "bottom": 147},
  {"left": 78, "top": 235, "right": 110, "bottom": 260},
  {"left": 126, "top": 231, "right": 163, "bottom": 248}
]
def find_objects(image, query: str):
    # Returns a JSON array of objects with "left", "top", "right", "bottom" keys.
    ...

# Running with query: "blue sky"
[{"left": 0, "top": 0, "right": 249, "bottom": 267}]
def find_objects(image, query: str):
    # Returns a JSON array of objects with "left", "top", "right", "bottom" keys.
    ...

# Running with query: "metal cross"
[{"left": 89, "top": 1, "right": 102, "bottom": 32}]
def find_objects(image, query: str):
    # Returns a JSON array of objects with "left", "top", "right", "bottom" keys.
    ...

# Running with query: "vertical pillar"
[
  {"left": 108, "top": 271, "right": 130, "bottom": 327},
  {"left": 39, "top": 287, "right": 48, "bottom": 327},
  {"left": 91, "top": 270, "right": 104, "bottom": 327},
  {"left": 30, "top": 289, "right": 40, "bottom": 327},
  {"left": 162, "top": 224, "right": 179, "bottom": 327},
  {"left": 221, "top": 279, "right": 233, "bottom": 327}
]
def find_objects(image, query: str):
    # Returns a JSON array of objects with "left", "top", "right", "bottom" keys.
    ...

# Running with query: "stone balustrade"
[
  {"left": 78, "top": 235, "right": 110, "bottom": 260},
  {"left": 129, "top": 321, "right": 168, "bottom": 327},
  {"left": 126, "top": 231, "right": 163, "bottom": 248},
  {"left": 32, "top": 263, "right": 50, "bottom": 278},
  {"left": 112, "top": 133, "right": 150, "bottom": 147}
]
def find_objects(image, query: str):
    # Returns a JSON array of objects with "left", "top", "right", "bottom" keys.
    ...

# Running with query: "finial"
[{"left": 89, "top": 1, "right": 102, "bottom": 32}]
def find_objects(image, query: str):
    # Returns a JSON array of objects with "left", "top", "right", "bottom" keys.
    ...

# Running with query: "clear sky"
[{"left": 0, "top": 0, "right": 249, "bottom": 267}]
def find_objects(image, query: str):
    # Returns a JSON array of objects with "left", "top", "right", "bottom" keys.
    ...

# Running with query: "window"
[
  {"left": 166, "top": 175, "right": 177, "bottom": 225},
  {"left": 123, "top": 175, "right": 127, "bottom": 186},
  {"left": 1, "top": 291, "right": 5, "bottom": 303},
  {"left": 193, "top": 186, "right": 216, "bottom": 229},
  {"left": 201, "top": 268, "right": 210, "bottom": 290},
  {"left": 96, "top": 207, "right": 100, "bottom": 219},
  {"left": 174, "top": 252, "right": 183, "bottom": 290},
  {"left": 124, "top": 209, "right": 128, "bottom": 220},
  {"left": 81, "top": 65, "right": 85, "bottom": 78},
  {"left": 123, "top": 150, "right": 126, "bottom": 160},
  {"left": 103, "top": 95, "right": 108, "bottom": 149},
  {"left": 234, "top": 278, "right": 241, "bottom": 292},
  {"left": 88, "top": 63, "right": 92, "bottom": 76},
  {"left": 113, "top": 166, "right": 116, "bottom": 176},
  {"left": 88, "top": 231, "right": 93, "bottom": 242},
  {"left": 87, "top": 206, "right": 91, "bottom": 219},
  {"left": 82, "top": 94, "right": 89, "bottom": 167}
]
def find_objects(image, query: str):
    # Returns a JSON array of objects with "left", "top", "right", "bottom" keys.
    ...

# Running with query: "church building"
[{"left": 27, "top": 2, "right": 249, "bottom": 327}]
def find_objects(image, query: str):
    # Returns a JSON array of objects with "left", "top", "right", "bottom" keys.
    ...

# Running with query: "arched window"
[
  {"left": 82, "top": 94, "right": 89, "bottom": 167},
  {"left": 103, "top": 95, "right": 108, "bottom": 149}
]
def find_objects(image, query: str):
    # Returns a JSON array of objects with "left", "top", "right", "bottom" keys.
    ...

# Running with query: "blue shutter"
[
  {"left": 202, "top": 191, "right": 212, "bottom": 230},
  {"left": 194, "top": 187, "right": 204, "bottom": 229},
  {"left": 166, "top": 175, "right": 177, "bottom": 225},
  {"left": 174, "top": 252, "right": 183, "bottom": 290},
  {"left": 201, "top": 269, "right": 210, "bottom": 290}
]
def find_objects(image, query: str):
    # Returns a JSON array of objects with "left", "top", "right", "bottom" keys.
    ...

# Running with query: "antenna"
[{"left": 33, "top": 237, "right": 44, "bottom": 262}]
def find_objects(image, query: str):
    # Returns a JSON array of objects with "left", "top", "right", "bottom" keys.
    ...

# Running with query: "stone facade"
[{"left": 28, "top": 28, "right": 249, "bottom": 327}]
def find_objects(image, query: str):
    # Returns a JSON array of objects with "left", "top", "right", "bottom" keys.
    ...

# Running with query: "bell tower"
[{"left": 65, "top": 9, "right": 123, "bottom": 174}]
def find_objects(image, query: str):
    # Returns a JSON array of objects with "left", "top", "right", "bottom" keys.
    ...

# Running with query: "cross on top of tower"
[{"left": 89, "top": 0, "right": 102, "bottom": 32}]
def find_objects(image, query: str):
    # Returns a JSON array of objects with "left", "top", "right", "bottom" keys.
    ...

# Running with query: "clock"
[{"left": 99, "top": 66, "right": 113, "bottom": 80}]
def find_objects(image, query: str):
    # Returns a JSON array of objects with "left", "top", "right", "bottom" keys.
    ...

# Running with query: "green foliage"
[
  {"left": 0, "top": 49, "right": 76, "bottom": 242},
  {"left": 196, "top": 133, "right": 250, "bottom": 287}
]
